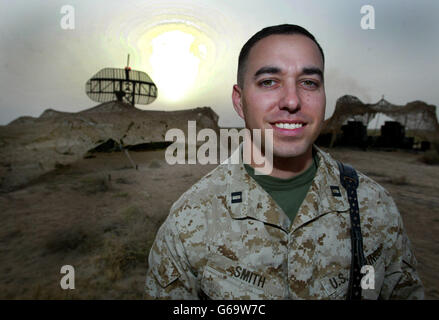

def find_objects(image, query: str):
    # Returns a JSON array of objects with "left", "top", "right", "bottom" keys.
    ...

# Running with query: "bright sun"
[
  {"left": 149, "top": 30, "right": 204, "bottom": 102},
  {"left": 136, "top": 21, "right": 216, "bottom": 104}
]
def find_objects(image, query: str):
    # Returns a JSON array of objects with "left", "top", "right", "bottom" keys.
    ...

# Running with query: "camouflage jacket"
[{"left": 144, "top": 146, "right": 424, "bottom": 299}]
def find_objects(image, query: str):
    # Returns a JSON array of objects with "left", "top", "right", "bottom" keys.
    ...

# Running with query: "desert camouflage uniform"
[{"left": 144, "top": 146, "right": 424, "bottom": 299}]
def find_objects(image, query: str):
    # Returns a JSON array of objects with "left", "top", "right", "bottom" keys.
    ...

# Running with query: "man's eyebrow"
[
  {"left": 302, "top": 67, "right": 324, "bottom": 81},
  {"left": 253, "top": 65, "right": 324, "bottom": 81},
  {"left": 253, "top": 66, "right": 281, "bottom": 78}
]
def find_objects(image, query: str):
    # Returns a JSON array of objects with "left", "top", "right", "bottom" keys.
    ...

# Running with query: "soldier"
[{"left": 144, "top": 24, "right": 424, "bottom": 299}]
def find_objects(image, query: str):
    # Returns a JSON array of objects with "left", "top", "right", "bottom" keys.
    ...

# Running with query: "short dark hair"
[{"left": 237, "top": 24, "right": 325, "bottom": 88}]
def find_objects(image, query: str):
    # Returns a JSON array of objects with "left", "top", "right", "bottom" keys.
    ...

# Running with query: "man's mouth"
[{"left": 271, "top": 121, "right": 306, "bottom": 130}]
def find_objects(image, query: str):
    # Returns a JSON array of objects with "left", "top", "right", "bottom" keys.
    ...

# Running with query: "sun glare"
[
  {"left": 149, "top": 30, "right": 199, "bottom": 101},
  {"left": 136, "top": 19, "right": 216, "bottom": 104}
]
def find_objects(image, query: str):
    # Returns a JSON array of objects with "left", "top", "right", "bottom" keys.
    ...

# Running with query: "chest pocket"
[
  {"left": 200, "top": 253, "right": 286, "bottom": 300},
  {"left": 319, "top": 243, "right": 385, "bottom": 300},
  {"left": 320, "top": 268, "right": 350, "bottom": 299}
]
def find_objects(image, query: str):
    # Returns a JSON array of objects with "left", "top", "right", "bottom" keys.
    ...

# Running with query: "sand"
[{"left": 0, "top": 147, "right": 437, "bottom": 299}]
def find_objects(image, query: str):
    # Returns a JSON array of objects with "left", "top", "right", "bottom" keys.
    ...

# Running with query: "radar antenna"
[{"left": 85, "top": 54, "right": 158, "bottom": 106}]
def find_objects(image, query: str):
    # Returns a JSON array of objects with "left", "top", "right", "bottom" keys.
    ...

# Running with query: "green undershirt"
[{"left": 244, "top": 153, "right": 319, "bottom": 225}]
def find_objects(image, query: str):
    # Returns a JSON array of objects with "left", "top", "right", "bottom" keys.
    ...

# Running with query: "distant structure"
[
  {"left": 318, "top": 95, "right": 439, "bottom": 150},
  {"left": 85, "top": 54, "right": 158, "bottom": 106},
  {"left": 0, "top": 54, "right": 223, "bottom": 192}
]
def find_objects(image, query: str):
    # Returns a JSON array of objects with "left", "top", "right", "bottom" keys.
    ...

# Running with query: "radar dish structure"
[{"left": 85, "top": 54, "right": 158, "bottom": 106}]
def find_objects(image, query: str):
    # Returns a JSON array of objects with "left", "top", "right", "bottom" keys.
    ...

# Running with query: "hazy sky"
[{"left": 1, "top": 0, "right": 438, "bottom": 127}]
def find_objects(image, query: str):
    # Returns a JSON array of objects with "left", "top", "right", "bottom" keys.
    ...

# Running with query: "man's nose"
[{"left": 279, "top": 82, "right": 300, "bottom": 112}]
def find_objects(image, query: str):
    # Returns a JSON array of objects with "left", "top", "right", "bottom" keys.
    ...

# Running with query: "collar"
[{"left": 222, "top": 145, "right": 350, "bottom": 233}]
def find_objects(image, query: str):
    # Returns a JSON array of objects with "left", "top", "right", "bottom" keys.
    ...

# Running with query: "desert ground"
[{"left": 0, "top": 146, "right": 438, "bottom": 299}]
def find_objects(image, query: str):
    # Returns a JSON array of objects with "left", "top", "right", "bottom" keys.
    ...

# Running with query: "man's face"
[{"left": 232, "top": 34, "right": 326, "bottom": 160}]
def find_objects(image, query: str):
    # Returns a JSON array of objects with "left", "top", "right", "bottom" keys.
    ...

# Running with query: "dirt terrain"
[{"left": 0, "top": 147, "right": 438, "bottom": 299}]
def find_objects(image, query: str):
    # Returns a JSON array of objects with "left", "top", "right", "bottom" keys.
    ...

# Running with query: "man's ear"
[{"left": 232, "top": 84, "right": 245, "bottom": 120}]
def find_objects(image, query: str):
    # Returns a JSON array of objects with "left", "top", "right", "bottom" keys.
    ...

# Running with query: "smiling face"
[{"left": 232, "top": 34, "right": 326, "bottom": 162}]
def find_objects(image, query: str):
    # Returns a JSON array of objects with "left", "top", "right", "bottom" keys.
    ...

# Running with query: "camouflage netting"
[{"left": 322, "top": 95, "right": 439, "bottom": 144}]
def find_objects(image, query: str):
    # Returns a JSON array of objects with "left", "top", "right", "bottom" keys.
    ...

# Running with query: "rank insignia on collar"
[
  {"left": 231, "top": 191, "right": 242, "bottom": 203},
  {"left": 330, "top": 186, "right": 341, "bottom": 197}
]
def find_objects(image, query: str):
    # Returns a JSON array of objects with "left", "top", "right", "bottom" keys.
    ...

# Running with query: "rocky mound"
[{"left": 0, "top": 101, "right": 219, "bottom": 192}]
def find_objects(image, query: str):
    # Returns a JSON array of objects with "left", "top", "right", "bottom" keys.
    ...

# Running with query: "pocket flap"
[{"left": 151, "top": 256, "right": 181, "bottom": 288}]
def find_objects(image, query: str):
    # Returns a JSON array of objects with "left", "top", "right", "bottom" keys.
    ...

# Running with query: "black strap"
[{"left": 337, "top": 161, "right": 366, "bottom": 300}]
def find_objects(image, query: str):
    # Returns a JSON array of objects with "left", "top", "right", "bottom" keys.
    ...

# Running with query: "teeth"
[{"left": 274, "top": 123, "right": 303, "bottom": 129}]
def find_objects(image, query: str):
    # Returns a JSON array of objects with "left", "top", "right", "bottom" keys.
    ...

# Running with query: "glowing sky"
[{"left": 1, "top": 0, "right": 438, "bottom": 127}]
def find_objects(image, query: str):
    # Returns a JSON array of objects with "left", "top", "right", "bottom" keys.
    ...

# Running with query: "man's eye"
[
  {"left": 301, "top": 80, "right": 318, "bottom": 88},
  {"left": 259, "top": 79, "right": 277, "bottom": 87}
]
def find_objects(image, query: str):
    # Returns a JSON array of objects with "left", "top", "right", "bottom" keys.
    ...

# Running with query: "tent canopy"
[{"left": 322, "top": 95, "right": 439, "bottom": 142}]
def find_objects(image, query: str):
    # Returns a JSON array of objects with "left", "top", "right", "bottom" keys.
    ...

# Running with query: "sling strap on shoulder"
[{"left": 337, "top": 161, "right": 366, "bottom": 300}]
